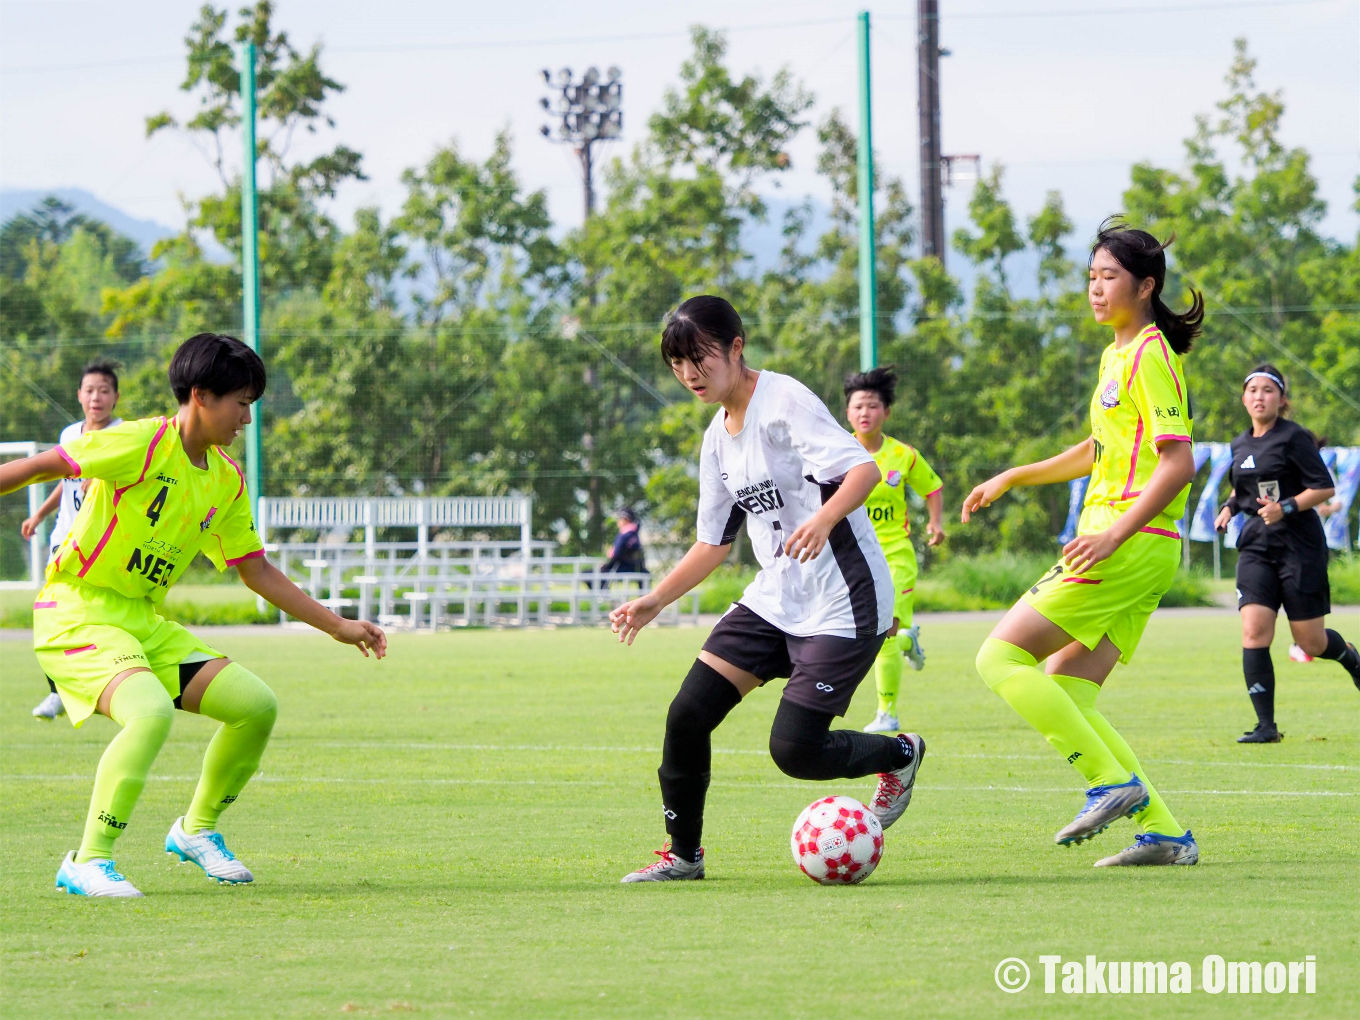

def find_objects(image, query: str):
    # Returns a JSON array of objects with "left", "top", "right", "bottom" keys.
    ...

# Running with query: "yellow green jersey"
[
  {"left": 50, "top": 415, "right": 263, "bottom": 602},
  {"left": 861, "top": 435, "right": 943, "bottom": 560},
  {"left": 1086, "top": 324, "right": 1193, "bottom": 531}
]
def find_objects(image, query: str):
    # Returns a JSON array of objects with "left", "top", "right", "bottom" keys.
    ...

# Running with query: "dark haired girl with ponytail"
[
  {"left": 961, "top": 220, "right": 1203, "bottom": 867},
  {"left": 1214, "top": 365, "right": 1359, "bottom": 743}
]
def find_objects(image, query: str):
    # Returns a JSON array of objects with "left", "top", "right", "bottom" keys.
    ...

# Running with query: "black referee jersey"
[{"left": 1226, "top": 418, "right": 1332, "bottom": 557}]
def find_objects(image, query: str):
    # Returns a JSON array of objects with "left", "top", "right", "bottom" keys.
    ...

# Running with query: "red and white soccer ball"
[{"left": 790, "top": 795, "right": 884, "bottom": 885}]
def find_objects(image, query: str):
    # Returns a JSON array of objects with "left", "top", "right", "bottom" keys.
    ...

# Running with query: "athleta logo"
[
  {"left": 1099, "top": 380, "right": 1120, "bottom": 409},
  {"left": 221, "top": 794, "right": 238, "bottom": 805},
  {"left": 1240, "top": 455, "right": 1255, "bottom": 469},
  {"left": 98, "top": 811, "right": 127, "bottom": 830},
  {"left": 1067, "top": 751, "right": 1083, "bottom": 764},
  {"left": 199, "top": 506, "right": 218, "bottom": 532},
  {"left": 733, "top": 478, "right": 786, "bottom": 514}
]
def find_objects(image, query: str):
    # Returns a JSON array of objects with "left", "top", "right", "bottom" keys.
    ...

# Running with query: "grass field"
[{"left": 2, "top": 610, "right": 1358, "bottom": 1018}]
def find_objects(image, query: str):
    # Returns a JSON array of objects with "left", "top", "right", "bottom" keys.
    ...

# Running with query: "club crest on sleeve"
[
  {"left": 199, "top": 506, "right": 218, "bottom": 532},
  {"left": 1098, "top": 379, "right": 1120, "bottom": 409},
  {"left": 885, "top": 470, "right": 901, "bottom": 487}
]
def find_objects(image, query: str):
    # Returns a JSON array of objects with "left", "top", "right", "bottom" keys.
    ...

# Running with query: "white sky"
[{"left": 2, "top": 0, "right": 1357, "bottom": 250}]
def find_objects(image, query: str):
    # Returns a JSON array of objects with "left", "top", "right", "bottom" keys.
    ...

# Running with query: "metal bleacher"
[{"left": 257, "top": 495, "right": 697, "bottom": 630}]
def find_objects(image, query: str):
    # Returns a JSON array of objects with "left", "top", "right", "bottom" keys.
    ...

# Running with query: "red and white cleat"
[
  {"left": 620, "top": 844, "right": 704, "bottom": 883},
  {"left": 1288, "top": 644, "right": 1314, "bottom": 664},
  {"left": 870, "top": 733, "right": 926, "bottom": 831}
]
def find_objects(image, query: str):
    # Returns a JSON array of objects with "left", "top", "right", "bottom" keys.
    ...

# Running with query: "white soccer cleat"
[
  {"left": 1288, "top": 643, "right": 1313, "bottom": 664},
  {"left": 870, "top": 733, "right": 926, "bottom": 831},
  {"left": 55, "top": 852, "right": 143, "bottom": 898},
  {"left": 862, "top": 710, "right": 899, "bottom": 734},
  {"left": 621, "top": 845, "right": 704, "bottom": 883},
  {"left": 165, "top": 817, "right": 254, "bottom": 884},
  {"left": 903, "top": 626, "right": 926, "bottom": 671},
  {"left": 32, "top": 692, "right": 66, "bottom": 720},
  {"left": 1095, "top": 830, "right": 1200, "bottom": 867}
]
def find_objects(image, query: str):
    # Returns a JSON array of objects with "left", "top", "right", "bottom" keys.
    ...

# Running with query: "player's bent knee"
[
  {"left": 666, "top": 660, "right": 742, "bottom": 737},
  {"left": 768, "top": 700, "right": 835, "bottom": 780},
  {"left": 107, "top": 670, "right": 176, "bottom": 732},
  {"left": 975, "top": 637, "right": 1035, "bottom": 690},
  {"left": 199, "top": 662, "right": 280, "bottom": 731}
]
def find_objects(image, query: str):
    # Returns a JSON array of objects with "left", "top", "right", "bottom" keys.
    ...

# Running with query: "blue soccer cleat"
[
  {"left": 55, "top": 851, "right": 143, "bottom": 898},
  {"left": 1095, "top": 829, "right": 1200, "bottom": 867},
  {"left": 165, "top": 817, "right": 254, "bottom": 884},
  {"left": 1054, "top": 773, "right": 1149, "bottom": 846}
]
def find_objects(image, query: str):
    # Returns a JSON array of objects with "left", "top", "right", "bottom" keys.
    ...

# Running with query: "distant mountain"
[{"left": 0, "top": 188, "right": 178, "bottom": 256}]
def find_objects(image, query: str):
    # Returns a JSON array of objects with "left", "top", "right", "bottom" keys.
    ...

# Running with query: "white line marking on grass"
[{"left": 7, "top": 775, "right": 1354, "bottom": 796}]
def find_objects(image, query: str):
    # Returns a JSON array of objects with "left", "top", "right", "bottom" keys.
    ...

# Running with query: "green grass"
[
  {"left": 2, "top": 611, "right": 1359, "bottom": 1018},
  {"left": 0, "top": 584, "right": 274, "bottom": 629}
]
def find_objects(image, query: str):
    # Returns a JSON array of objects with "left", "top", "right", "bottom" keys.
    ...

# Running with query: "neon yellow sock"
[
  {"left": 874, "top": 641, "right": 902, "bottom": 716},
  {"left": 184, "top": 663, "right": 277, "bottom": 834},
  {"left": 975, "top": 638, "right": 1130, "bottom": 787},
  {"left": 1052, "top": 674, "right": 1185, "bottom": 837},
  {"left": 76, "top": 671, "right": 174, "bottom": 862}
]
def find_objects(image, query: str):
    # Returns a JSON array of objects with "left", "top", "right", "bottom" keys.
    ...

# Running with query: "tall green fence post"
[
  {"left": 237, "top": 40, "right": 263, "bottom": 518},
  {"left": 857, "top": 11, "right": 877, "bottom": 372}
]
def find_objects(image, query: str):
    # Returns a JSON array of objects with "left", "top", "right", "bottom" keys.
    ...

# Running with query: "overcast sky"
[{"left": 2, "top": 0, "right": 1357, "bottom": 251}]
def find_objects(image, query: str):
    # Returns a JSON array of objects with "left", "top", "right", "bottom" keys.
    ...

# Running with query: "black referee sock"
[
  {"left": 767, "top": 700, "right": 908, "bottom": 781},
  {"left": 46, "top": 676, "right": 57, "bottom": 694},
  {"left": 1318, "top": 629, "right": 1360, "bottom": 681},
  {"left": 1242, "top": 647, "right": 1276, "bottom": 727},
  {"left": 658, "top": 660, "right": 743, "bottom": 863}
]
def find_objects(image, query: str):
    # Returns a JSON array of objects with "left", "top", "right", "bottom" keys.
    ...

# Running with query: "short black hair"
[
  {"left": 844, "top": 366, "right": 897, "bottom": 409},
  {"left": 169, "top": 333, "right": 266, "bottom": 404},
  {"left": 80, "top": 358, "right": 120, "bottom": 393},
  {"left": 660, "top": 295, "right": 746, "bottom": 368}
]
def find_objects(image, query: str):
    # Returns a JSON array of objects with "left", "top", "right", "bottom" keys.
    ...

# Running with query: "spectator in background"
[{"left": 601, "top": 508, "right": 648, "bottom": 578}]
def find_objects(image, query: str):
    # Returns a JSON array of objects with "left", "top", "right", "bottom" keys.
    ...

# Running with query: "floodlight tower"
[{"left": 539, "top": 66, "right": 624, "bottom": 221}]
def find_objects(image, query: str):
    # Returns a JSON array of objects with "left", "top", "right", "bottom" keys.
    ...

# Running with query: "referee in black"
[{"left": 1215, "top": 364, "right": 1360, "bottom": 743}]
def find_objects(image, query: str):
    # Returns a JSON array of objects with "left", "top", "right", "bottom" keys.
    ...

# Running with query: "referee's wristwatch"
[{"left": 1280, "top": 496, "right": 1298, "bottom": 516}]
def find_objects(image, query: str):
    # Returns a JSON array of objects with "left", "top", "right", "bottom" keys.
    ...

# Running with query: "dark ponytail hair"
[
  {"left": 844, "top": 366, "right": 898, "bottom": 409},
  {"left": 661, "top": 295, "right": 746, "bottom": 368},
  {"left": 1090, "top": 217, "right": 1204, "bottom": 354},
  {"left": 1242, "top": 362, "right": 1291, "bottom": 416}
]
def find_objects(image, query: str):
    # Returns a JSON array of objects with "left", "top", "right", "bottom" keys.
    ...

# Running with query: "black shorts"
[
  {"left": 1236, "top": 546, "right": 1330, "bottom": 620},
  {"left": 701, "top": 603, "right": 885, "bottom": 717}
]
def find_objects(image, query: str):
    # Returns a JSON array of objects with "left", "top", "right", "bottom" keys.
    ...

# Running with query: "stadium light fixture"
[{"left": 538, "top": 65, "right": 624, "bottom": 220}]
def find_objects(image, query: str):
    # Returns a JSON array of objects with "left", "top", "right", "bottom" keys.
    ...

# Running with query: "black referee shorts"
[
  {"left": 701, "top": 603, "right": 885, "bottom": 717},
  {"left": 1236, "top": 546, "right": 1330, "bottom": 621}
]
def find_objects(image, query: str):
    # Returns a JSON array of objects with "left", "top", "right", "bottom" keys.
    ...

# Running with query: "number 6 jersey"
[
  {"left": 50, "top": 416, "right": 264, "bottom": 602},
  {"left": 696, "top": 371, "right": 893, "bottom": 639}
]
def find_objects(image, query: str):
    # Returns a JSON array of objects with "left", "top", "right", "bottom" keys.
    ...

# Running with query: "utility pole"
[
  {"left": 917, "top": 0, "right": 945, "bottom": 265},
  {"left": 539, "top": 66, "right": 623, "bottom": 221},
  {"left": 857, "top": 11, "right": 877, "bottom": 372},
  {"left": 237, "top": 40, "right": 262, "bottom": 519}
]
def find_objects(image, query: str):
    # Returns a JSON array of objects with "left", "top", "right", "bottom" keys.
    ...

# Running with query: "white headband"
[{"left": 1244, "top": 370, "right": 1285, "bottom": 392}]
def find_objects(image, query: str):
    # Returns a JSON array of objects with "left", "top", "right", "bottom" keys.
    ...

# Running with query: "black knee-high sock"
[
  {"left": 767, "top": 700, "right": 913, "bottom": 781},
  {"left": 46, "top": 676, "right": 57, "bottom": 694},
  {"left": 1318, "top": 629, "right": 1360, "bottom": 684},
  {"left": 1243, "top": 647, "right": 1275, "bottom": 726},
  {"left": 657, "top": 661, "right": 742, "bottom": 862}
]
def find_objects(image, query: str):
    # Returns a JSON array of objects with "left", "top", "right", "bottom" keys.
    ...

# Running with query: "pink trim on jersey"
[
  {"left": 216, "top": 447, "right": 246, "bottom": 500},
  {"left": 924, "top": 487, "right": 942, "bottom": 498},
  {"left": 1061, "top": 576, "right": 1103, "bottom": 585},
  {"left": 1153, "top": 433, "right": 1192, "bottom": 443},
  {"left": 1121, "top": 417, "right": 1145, "bottom": 501},
  {"left": 224, "top": 548, "right": 266, "bottom": 566},
  {"left": 56, "top": 446, "right": 82, "bottom": 477},
  {"left": 901, "top": 586, "right": 914, "bottom": 595},
  {"left": 1125, "top": 332, "right": 1157, "bottom": 388},
  {"left": 64, "top": 644, "right": 96, "bottom": 656},
  {"left": 76, "top": 517, "right": 118, "bottom": 578},
  {"left": 112, "top": 418, "right": 169, "bottom": 508},
  {"left": 1140, "top": 526, "right": 1181, "bottom": 539},
  {"left": 33, "top": 601, "right": 58, "bottom": 609},
  {"left": 1155, "top": 333, "right": 1184, "bottom": 403}
]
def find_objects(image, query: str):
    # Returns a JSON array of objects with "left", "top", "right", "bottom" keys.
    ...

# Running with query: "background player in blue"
[{"left": 1214, "top": 364, "right": 1360, "bottom": 742}]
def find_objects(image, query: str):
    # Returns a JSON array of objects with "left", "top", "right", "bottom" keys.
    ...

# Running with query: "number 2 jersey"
[
  {"left": 696, "top": 371, "right": 893, "bottom": 640},
  {"left": 1085, "top": 324, "right": 1193, "bottom": 533},
  {"left": 50, "top": 415, "right": 264, "bottom": 603}
]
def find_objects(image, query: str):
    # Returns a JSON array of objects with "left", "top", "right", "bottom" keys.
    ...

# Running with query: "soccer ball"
[{"left": 790, "top": 795, "right": 884, "bottom": 885}]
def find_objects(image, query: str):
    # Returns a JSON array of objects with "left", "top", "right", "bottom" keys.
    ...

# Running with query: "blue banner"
[
  {"left": 1190, "top": 443, "right": 1235, "bottom": 542},
  {"left": 1323, "top": 447, "right": 1360, "bottom": 552},
  {"left": 1058, "top": 476, "right": 1089, "bottom": 545}
]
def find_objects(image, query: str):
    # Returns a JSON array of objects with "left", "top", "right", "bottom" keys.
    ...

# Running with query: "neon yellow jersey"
[
  {"left": 1086, "top": 325, "right": 1193, "bottom": 530},
  {"left": 861, "top": 435, "right": 943, "bottom": 560},
  {"left": 50, "top": 416, "right": 263, "bottom": 602}
]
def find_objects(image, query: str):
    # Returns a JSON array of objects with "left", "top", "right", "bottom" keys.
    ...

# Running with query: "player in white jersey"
[
  {"left": 19, "top": 359, "right": 123, "bottom": 720},
  {"left": 612, "top": 296, "right": 926, "bottom": 882}
]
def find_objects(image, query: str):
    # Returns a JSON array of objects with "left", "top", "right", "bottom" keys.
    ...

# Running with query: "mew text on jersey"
[{"left": 992, "top": 954, "right": 1317, "bottom": 995}]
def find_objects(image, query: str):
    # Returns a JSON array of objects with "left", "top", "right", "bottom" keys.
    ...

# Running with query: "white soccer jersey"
[
  {"left": 49, "top": 418, "right": 122, "bottom": 550},
  {"left": 696, "top": 371, "right": 893, "bottom": 640}
]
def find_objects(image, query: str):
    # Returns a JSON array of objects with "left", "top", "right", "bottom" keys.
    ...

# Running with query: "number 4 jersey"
[
  {"left": 696, "top": 371, "right": 893, "bottom": 640},
  {"left": 50, "top": 415, "right": 264, "bottom": 602}
]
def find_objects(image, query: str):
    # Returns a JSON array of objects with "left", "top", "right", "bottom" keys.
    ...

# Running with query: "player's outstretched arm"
[
  {"left": 610, "top": 540, "right": 730, "bottom": 645},
  {"left": 0, "top": 448, "right": 74, "bottom": 497},
  {"left": 235, "top": 556, "right": 387, "bottom": 659},
  {"left": 961, "top": 437, "right": 1095, "bottom": 522}
]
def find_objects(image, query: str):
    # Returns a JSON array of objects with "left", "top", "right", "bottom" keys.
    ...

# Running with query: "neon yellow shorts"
[
  {"left": 32, "top": 578, "right": 222, "bottom": 727},
  {"left": 887, "top": 546, "right": 919, "bottom": 628},
  {"left": 1020, "top": 504, "right": 1181, "bottom": 664}
]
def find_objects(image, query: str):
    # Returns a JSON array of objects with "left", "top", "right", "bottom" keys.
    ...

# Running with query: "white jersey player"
[
  {"left": 611, "top": 296, "right": 927, "bottom": 883},
  {"left": 21, "top": 360, "right": 122, "bottom": 720}
]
